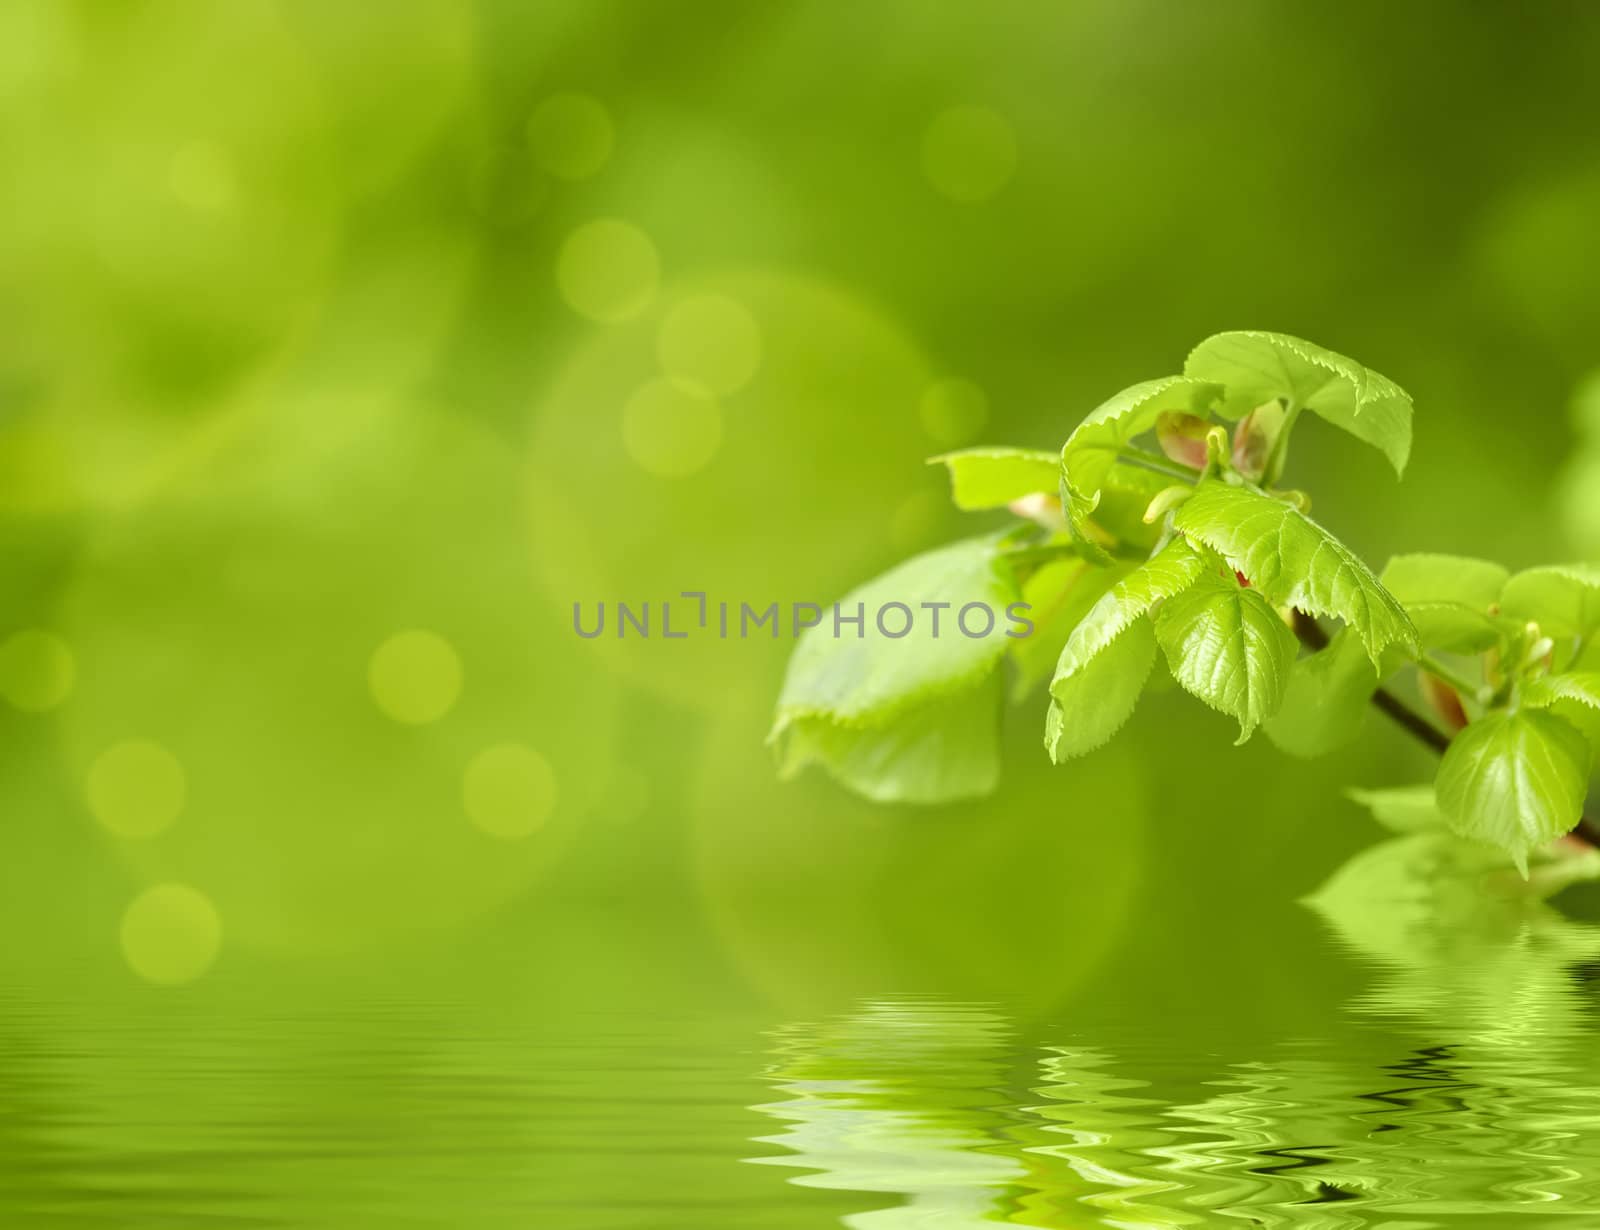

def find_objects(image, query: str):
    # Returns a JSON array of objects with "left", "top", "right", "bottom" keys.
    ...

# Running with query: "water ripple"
[{"left": 750, "top": 984, "right": 1600, "bottom": 1227}]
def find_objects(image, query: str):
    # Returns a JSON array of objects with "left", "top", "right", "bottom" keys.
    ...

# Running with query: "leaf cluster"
[
  {"left": 771, "top": 331, "right": 1600, "bottom": 872},
  {"left": 1342, "top": 558, "right": 1600, "bottom": 870}
]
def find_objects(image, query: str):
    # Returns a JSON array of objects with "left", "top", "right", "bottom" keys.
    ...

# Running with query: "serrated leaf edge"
[
  {"left": 1184, "top": 330, "right": 1412, "bottom": 473},
  {"left": 1174, "top": 483, "right": 1418, "bottom": 667},
  {"left": 1154, "top": 575, "right": 1294, "bottom": 742}
]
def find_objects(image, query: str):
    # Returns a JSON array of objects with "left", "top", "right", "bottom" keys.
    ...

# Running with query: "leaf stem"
[
  {"left": 1113, "top": 448, "right": 1198, "bottom": 484},
  {"left": 1000, "top": 541, "right": 1083, "bottom": 573},
  {"left": 1289, "top": 610, "right": 1600, "bottom": 848},
  {"left": 1263, "top": 401, "right": 1302, "bottom": 485},
  {"left": 1417, "top": 654, "right": 1482, "bottom": 701}
]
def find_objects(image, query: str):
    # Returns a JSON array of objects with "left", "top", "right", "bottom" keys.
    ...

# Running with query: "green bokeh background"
[{"left": 3, "top": 0, "right": 1600, "bottom": 1026}]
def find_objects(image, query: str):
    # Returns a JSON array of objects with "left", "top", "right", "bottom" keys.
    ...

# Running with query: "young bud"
[
  {"left": 1204, "top": 425, "right": 1231, "bottom": 474},
  {"left": 1007, "top": 492, "right": 1068, "bottom": 533},
  {"left": 1232, "top": 401, "right": 1288, "bottom": 481},
  {"left": 1141, "top": 484, "right": 1193, "bottom": 524},
  {"left": 1155, "top": 412, "right": 1210, "bottom": 469},
  {"left": 1421, "top": 672, "right": 1469, "bottom": 732}
]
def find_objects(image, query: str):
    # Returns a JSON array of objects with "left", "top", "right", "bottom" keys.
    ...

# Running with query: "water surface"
[{"left": 6, "top": 891, "right": 1600, "bottom": 1227}]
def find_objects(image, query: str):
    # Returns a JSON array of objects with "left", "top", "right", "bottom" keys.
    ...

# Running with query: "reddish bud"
[
  {"left": 1420, "top": 673, "right": 1469, "bottom": 733},
  {"left": 1155, "top": 412, "right": 1210, "bottom": 470},
  {"left": 1007, "top": 492, "right": 1067, "bottom": 533},
  {"left": 1232, "top": 401, "right": 1288, "bottom": 481}
]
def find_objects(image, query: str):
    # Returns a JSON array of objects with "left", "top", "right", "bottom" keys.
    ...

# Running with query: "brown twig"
[{"left": 1289, "top": 610, "right": 1600, "bottom": 848}]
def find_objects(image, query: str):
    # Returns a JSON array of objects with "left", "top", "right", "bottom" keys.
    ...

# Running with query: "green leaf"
[
  {"left": 1382, "top": 553, "right": 1509, "bottom": 609},
  {"left": 1051, "top": 535, "right": 1207, "bottom": 679},
  {"left": 1499, "top": 563, "right": 1600, "bottom": 639},
  {"left": 1173, "top": 482, "right": 1417, "bottom": 667},
  {"left": 1434, "top": 709, "right": 1593, "bottom": 871},
  {"left": 1345, "top": 784, "right": 1446, "bottom": 833},
  {"left": 1153, "top": 568, "right": 1297, "bottom": 742},
  {"left": 1380, "top": 553, "right": 1508, "bottom": 653},
  {"left": 1059, "top": 376, "right": 1221, "bottom": 544},
  {"left": 1265, "top": 627, "right": 1377, "bottom": 758},
  {"left": 1523, "top": 671, "right": 1600, "bottom": 713},
  {"left": 1184, "top": 330, "right": 1413, "bottom": 474},
  {"left": 1081, "top": 465, "right": 1170, "bottom": 554},
  {"left": 770, "top": 536, "right": 1019, "bottom": 801},
  {"left": 1044, "top": 536, "right": 1205, "bottom": 759},
  {"left": 772, "top": 536, "right": 1017, "bottom": 730},
  {"left": 930, "top": 447, "right": 1060, "bottom": 511},
  {"left": 1044, "top": 618, "right": 1156, "bottom": 761},
  {"left": 1522, "top": 672, "right": 1600, "bottom": 750},
  {"left": 776, "top": 674, "right": 1003, "bottom": 804},
  {"left": 1006, "top": 558, "right": 1129, "bottom": 701}
]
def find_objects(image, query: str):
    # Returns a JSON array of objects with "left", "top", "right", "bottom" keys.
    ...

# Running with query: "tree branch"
[{"left": 1290, "top": 610, "right": 1600, "bottom": 849}]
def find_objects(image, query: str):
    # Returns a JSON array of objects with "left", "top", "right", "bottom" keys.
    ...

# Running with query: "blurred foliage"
[{"left": 0, "top": 0, "right": 1598, "bottom": 1010}]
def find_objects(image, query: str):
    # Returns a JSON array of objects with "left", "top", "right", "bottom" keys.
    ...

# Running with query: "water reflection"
[
  {"left": 1306, "top": 828, "right": 1600, "bottom": 1050},
  {"left": 751, "top": 860, "right": 1600, "bottom": 1227},
  {"left": 0, "top": 988, "right": 803, "bottom": 1227},
  {"left": 752, "top": 1000, "right": 1030, "bottom": 1226},
  {"left": 8, "top": 855, "right": 1600, "bottom": 1225}
]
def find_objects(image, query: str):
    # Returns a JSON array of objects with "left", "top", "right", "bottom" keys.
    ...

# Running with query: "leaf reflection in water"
[{"left": 749, "top": 830, "right": 1600, "bottom": 1229}]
